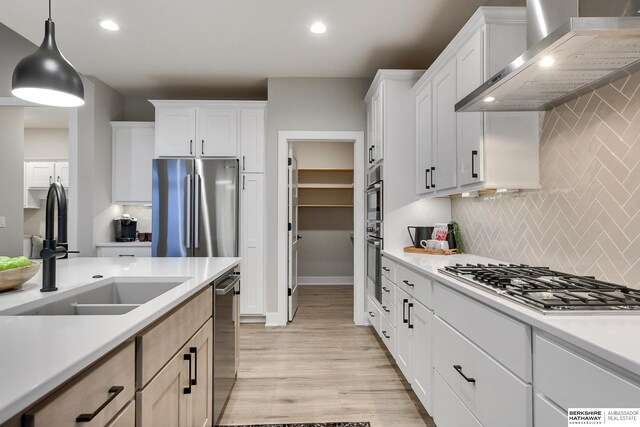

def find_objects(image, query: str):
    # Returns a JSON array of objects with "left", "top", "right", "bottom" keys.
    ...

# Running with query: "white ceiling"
[
  {"left": 23, "top": 107, "right": 69, "bottom": 128},
  {"left": 0, "top": 0, "right": 524, "bottom": 99}
]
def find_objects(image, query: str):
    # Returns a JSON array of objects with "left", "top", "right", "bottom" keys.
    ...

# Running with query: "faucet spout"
[{"left": 40, "top": 182, "right": 68, "bottom": 292}]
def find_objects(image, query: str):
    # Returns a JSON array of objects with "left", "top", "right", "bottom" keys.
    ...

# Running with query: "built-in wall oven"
[{"left": 366, "top": 165, "right": 383, "bottom": 304}]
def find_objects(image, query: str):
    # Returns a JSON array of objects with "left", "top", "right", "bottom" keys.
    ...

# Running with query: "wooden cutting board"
[{"left": 403, "top": 246, "right": 458, "bottom": 255}]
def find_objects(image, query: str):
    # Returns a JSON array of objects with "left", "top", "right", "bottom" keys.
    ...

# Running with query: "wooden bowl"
[{"left": 0, "top": 261, "right": 41, "bottom": 292}]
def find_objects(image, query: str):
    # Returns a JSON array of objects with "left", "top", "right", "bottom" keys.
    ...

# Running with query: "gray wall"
[
  {"left": 24, "top": 128, "right": 68, "bottom": 158},
  {"left": 0, "top": 108, "right": 24, "bottom": 256},
  {"left": 0, "top": 24, "right": 36, "bottom": 97},
  {"left": 124, "top": 96, "right": 155, "bottom": 121},
  {"left": 266, "top": 77, "right": 371, "bottom": 311}
]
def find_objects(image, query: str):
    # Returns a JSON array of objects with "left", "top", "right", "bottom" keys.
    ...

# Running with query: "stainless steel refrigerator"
[{"left": 152, "top": 158, "right": 239, "bottom": 257}]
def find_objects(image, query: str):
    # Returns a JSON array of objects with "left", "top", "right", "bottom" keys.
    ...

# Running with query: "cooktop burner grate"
[{"left": 440, "top": 264, "right": 640, "bottom": 313}]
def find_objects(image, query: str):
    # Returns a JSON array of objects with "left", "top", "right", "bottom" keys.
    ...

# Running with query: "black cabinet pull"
[
  {"left": 242, "top": 155, "right": 246, "bottom": 170},
  {"left": 382, "top": 331, "right": 390, "bottom": 339},
  {"left": 402, "top": 299, "right": 408, "bottom": 323},
  {"left": 471, "top": 150, "right": 478, "bottom": 178},
  {"left": 75, "top": 386, "right": 124, "bottom": 422},
  {"left": 408, "top": 303, "right": 414, "bottom": 329},
  {"left": 189, "top": 347, "right": 198, "bottom": 386},
  {"left": 403, "top": 279, "right": 414, "bottom": 287},
  {"left": 431, "top": 167, "right": 436, "bottom": 188},
  {"left": 425, "top": 169, "right": 430, "bottom": 189},
  {"left": 368, "top": 311, "right": 376, "bottom": 318},
  {"left": 189, "top": 140, "right": 193, "bottom": 155},
  {"left": 183, "top": 354, "right": 192, "bottom": 394},
  {"left": 382, "top": 286, "right": 390, "bottom": 293},
  {"left": 201, "top": 139, "right": 205, "bottom": 155},
  {"left": 382, "top": 266, "right": 390, "bottom": 272},
  {"left": 382, "top": 305, "right": 390, "bottom": 313},
  {"left": 453, "top": 365, "right": 476, "bottom": 383}
]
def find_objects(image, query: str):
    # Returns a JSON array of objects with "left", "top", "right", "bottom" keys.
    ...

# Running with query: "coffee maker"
[{"left": 114, "top": 214, "right": 138, "bottom": 242}]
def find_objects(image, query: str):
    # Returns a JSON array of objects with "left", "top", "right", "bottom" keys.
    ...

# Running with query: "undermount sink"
[{"left": 0, "top": 276, "right": 189, "bottom": 316}]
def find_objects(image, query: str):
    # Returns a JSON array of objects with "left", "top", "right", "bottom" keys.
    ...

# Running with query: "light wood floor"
[{"left": 219, "top": 285, "right": 435, "bottom": 427}]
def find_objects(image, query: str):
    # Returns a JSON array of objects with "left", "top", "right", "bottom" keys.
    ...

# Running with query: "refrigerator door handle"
[
  {"left": 185, "top": 174, "right": 192, "bottom": 249},
  {"left": 194, "top": 174, "right": 200, "bottom": 248}
]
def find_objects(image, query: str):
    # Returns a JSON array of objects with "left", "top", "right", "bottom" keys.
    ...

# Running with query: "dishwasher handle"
[{"left": 216, "top": 275, "right": 240, "bottom": 295}]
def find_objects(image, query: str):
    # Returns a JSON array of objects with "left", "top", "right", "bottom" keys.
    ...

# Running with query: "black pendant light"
[{"left": 12, "top": 0, "right": 84, "bottom": 107}]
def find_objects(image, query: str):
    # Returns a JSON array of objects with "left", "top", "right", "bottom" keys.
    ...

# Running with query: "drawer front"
[
  {"left": 535, "top": 334, "right": 640, "bottom": 410},
  {"left": 366, "top": 296, "right": 381, "bottom": 333},
  {"left": 381, "top": 275, "right": 396, "bottom": 302},
  {"left": 398, "top": 266, "right": 433, "bottom": 309},
  {"left": 24, "top": 342, "right": 135, "bottom": 427},
  {"left": 380, "top": 314, "right": 396, "bottom": 355},
  {"left": 96, "top": 246, "right": 152, "bottom": 257},
  {"left": 106, "top": 400, "right": 135, "bottom": 427},
  {"left": 381, "top": 256, "right": 396, "bottom": 283},
  {"left": 433, "top": 318, "right": 532, "bottom": 427},
  {"left": 534, "top": 394, "right": 566, "bottom": 427},
  {"left": 137, "top": 286, "right": 212, "bottom": 387},
  {"left": 381, "top": 293, "right": 395, "bottom": 326},
  {"left": 434, "top": 285, "right": 531, "bottom": 381},
  {"left": 433, "top": 371, "right": 483, "bottom": 427}
]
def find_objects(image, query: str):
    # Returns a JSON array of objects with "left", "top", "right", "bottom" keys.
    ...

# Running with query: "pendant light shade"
[{"left": 12, "top": 18, "right": 84, "bottom": 107}]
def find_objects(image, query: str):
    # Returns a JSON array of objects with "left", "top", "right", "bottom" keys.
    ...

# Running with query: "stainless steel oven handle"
[
  {"left": 216, "top": 275, "right": 241, "bottom": 295},
  {"left": 365, "top": 183, "right": 382, "bottom": 194},
  {"left": 366, "top": 238, "right": 382, "bottom": 246}
]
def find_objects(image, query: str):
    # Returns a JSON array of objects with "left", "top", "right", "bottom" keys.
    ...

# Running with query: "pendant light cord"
[{"left": 48, "top": 0, "right": 51, "bottom": 20}]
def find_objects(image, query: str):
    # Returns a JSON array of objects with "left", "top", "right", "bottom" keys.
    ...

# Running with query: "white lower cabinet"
[
  {"left": 395, "top": 286, "right": 413, "bottom": 379},
  {"left": 379, "top": 314, "right": 396, "bottom": 355},
  {"left": 411, "top": 300, "right": 433, "bottom": 413},
  {"left": 433, "top": 317, "right": 531, "bottom": 427},
  {"left": 240, "top": 173, "right": 265, "bottom": 316},
  {"left": 433, "top": 371, "right": 483, "bottom": 427},
  {"left": 366, "top": 296, "right": 381, "bottom": 334},
  {"left": 96, "top": 246, "right": 152, "bottom": 257},
  {"left": 534, "top": 394, "right": 566, "bottom": 427}
]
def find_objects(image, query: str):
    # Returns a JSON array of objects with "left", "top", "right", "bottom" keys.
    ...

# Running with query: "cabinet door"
[
  {"left": 54, "top": 162, "right": 70, "bottom": 188},
  {"left": 412, "top": 301, "right": 433, "bottom": 413},
  {"left": 240, "top": 109, "right": 265, "bottom": 172},
  {"left": 137, "top": 348, "right": 189, "bottom": 427},
  {"left": 187, "top": 320, "right": 213, "bottom": 427},
  {"left": 240, "top": 174, "right": 265, "bottom": 315},
  {"left": 198, "top": 108, "right": 238, "bottom": 158},
  {"left": 112, "top": 125, "right": 155, "bottom": 203},
  {"left": 366, "top": 102, "right": 374, "bottom": 167},
  {"left": 433, "top": 58, "right": 458, "bottom": 192},
  {"left": 157, "top": 108, "right": 196, "bottom": 157},
  {"left": 26, "top": 162, "right": 55, "bottom": 188},
  {"left": 395, "top": 287, "right": 413, "bottom": 380},
  {"left": 372, "top": 81, "right": 385, "bottom": 164},
  {"left": 457, "top": 29, "right": 485, "bottom": 186},
  {"left": 416, "top": 83, "right": 434, "bottom": 195}
]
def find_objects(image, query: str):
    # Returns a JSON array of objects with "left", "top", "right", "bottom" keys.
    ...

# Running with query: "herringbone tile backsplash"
[{"left": 452, "top": 72, "right": 640, "bottom": 288}]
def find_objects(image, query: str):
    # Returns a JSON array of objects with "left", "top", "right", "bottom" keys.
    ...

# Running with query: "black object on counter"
[
  {"left": 447, "top": 223, "right": 457, "bottom": 250},
  {"left": 407, "top": 226, "right": 433, "bottom": 248}
]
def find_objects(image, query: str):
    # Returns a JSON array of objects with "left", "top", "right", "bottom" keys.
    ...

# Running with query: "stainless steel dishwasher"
[{"left": 213, "top": 270, "right": 240, "bottom": 425}]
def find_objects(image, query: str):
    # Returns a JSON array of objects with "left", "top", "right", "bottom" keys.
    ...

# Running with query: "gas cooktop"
[{"left": 439, "top": 264, "right": 640, "bottom": 314}]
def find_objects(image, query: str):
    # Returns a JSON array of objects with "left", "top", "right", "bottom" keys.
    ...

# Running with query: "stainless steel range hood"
[{"left": 456, "top": 0, "right": 640, "bottom": 112}]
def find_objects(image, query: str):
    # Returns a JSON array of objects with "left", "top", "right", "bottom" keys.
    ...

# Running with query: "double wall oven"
[{"left": 366, "top": 165, "right": 383, "bottom": 304}]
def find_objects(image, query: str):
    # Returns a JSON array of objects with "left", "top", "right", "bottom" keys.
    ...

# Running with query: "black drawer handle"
[
  {"left": 382, "top": 305, "right": 390, "bottom": 313},
  {"left": 382, "top": 331, "right": 390, "bottom": 339},
  {"left": 402, "top": 299, "right": 408, "bottom": 323},
  {"left": 368, "top": 311, "right": 376, "bottom": 318},
  {"left": 190, "top": 347, "right": 198, "bottom": 386},
  {"left": 75, "top": 386, "right": 124, "bottom": 422},
  {"left": 184, "top": 354, "right": 192, "bottom": 394},
  {"left": 382, "top": 267, "right": 390, "bottom": 272},
  {"left": 382, "top": 286, "right": 390, "bottom": 293},
  {"left": 471, "top": 150, "right": 478, "bottom": 179},
  {"left": 403, "top": 279, "right": 414, "bottom": 287},
  {"left": 453, "top": 365, "right": 476, "bottom": 383},
  {"left": 431, "top": 166, "right": 435, "bottom": 188},
  {"left": 118, "top": 254, "right": 135, "bottom": 257},
  {"left": 408, "top": 302, "right": 414, "bottom": 329}
]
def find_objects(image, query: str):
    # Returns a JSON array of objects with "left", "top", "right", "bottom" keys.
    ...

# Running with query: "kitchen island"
[{"left": 0, "top": 256, "right": 239, "bottom": 425}]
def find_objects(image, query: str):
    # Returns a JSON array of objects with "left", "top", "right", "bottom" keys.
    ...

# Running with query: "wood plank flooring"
[{"left": 219, "top": 286, "right": 435, "bottom": 427}]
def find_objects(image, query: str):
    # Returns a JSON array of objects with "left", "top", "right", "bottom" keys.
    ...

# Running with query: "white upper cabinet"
[
  {"left": 371, "top": 81, "right": 385, "bottom": 165},
  {"left": 240, "top": 108, "right": 266, "bottom": 173},
  {"left": 54, "top": 162, "right": 70, "bottom": 188},
  {"left": 198, "top": 108, "right": 238, "bottom": 157},
  {"left": 433, "top": 57, "right": 457, "bottom": 192},
  {"left": 112, "top": 122, "right": 155, "bottom": 204},
  {"left": 413, "top": 7, "right": 539, "bottom": 197},
  {"left": 25, "top": 162, "right": 68, "bottom": 189},
  {"left": 151, "top": 101, "right": 266, "bottom": 162}
]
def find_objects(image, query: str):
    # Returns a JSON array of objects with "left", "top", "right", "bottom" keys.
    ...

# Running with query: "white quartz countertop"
[
  {"left": 96, "top": 241, "right": 152, "bottom": 247},
  {"left": 0, "top": 256, "right": 239, "bottom": 423},
  {"left": 382, "top": 249, "right": 640, "bottom": 379}
]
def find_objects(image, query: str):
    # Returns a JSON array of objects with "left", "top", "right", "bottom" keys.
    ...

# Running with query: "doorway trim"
[{"left": 277, "top": 130, "right": 365, "bottom": 327}]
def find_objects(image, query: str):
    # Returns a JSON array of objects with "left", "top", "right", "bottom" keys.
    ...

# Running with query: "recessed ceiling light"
[
  {"left": 539, "top": 56, "right": 555, "bottom": 68},
  {"left": 310, "top": 22, "right": 327, "bottom": 34},
  {"left": 484, "top": 96, "right": 496, "bottom": 103},
  {"left": 100, "top": 20, "right": 120, "bottom": 31}
]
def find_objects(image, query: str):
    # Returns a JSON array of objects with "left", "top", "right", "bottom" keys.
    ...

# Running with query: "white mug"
[{"left": 420, "top": 239, "right": 449, "bottom": 250}]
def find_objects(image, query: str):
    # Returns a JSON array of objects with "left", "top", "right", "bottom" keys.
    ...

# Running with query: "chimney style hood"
[{"left": 456, "top": 0, "right": 640, "bottom": 112}]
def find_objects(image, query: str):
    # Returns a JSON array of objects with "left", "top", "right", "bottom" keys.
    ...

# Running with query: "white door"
[
  {"left": 156, "top": 107, "right": 196, "bottom": 157},
  {"left": 412, "top": 301, "right": 434, "bottom": 413},
  {"left": 26, "top": 162, "right": 55, "bottom": 188},
  {"left": 240, "top": 174, "right": 265, "bottom": 316},
  {"left": 198, "top": 108, "right": 238, "bottom": 157},
  {"left": 287, "top": 148, "right": 299, "bottom": 322},
  {"left": 240, "top": 109, "right": 265, "bottom": 173},
  {"left": 395, "top": 287, "right": 413, "bottom": 380},
  {"left": 372, "top": 81, "right": 385, "bottom": 164},
  {"left": 416, "top": 83, "right": 434, "bottom": 195},
  {"left": 433, "top": 57, "right": 458, "bottom": 192}
]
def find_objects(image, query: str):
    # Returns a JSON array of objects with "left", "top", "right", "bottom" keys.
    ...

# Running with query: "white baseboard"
[
  {"left": 298, "top": 276, "right": 354, "bottom": 285},
  {"left": 240, "top": 315, "right": 265, "bottom": 324},
  {"left": 265, "top": 311, "right": 285, "bottom": 327}
]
